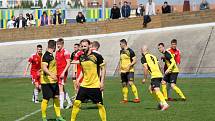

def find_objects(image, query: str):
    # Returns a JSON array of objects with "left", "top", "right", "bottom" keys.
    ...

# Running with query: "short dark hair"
[
  {"left": 158, "top": 43, "right": 165, "bottom": 47},
  {"left": 48, "top": 40, "right": 56, "bottom": 49},
  {"left": 171, "top": 39, "right": 177, "bottom": 44},
  {"left": 74, "top": 43, "right": 80, "bottom": 46},
  {"left": 80, "top": 39, "right": 91, "bottom": 45},
  {"left": 37, "top": 44, "right": 42, "bottom": 48},
  {"left": 92, "top": 41, "right": 100, "bottom": 49},
  {"left": 164, "top": 1, "right": 168, "bottom": 4},
  {"left": 120, "top": 39, "right": 127, "bottom": 45},
  {"left": 57, "top": 38, "right": 64, "bottom": 44}
]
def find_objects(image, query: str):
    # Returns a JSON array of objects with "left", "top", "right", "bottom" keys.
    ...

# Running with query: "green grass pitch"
[{"left": 0, "top": 77, "right": 215, "bottom": 121}]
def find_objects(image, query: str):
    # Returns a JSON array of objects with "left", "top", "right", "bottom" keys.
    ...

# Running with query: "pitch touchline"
[{"left": 15, "top": 105, "right": 53, "bottom": 121}]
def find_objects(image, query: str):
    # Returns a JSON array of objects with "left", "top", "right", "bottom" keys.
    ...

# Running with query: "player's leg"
[
  {"left": 41, "top": 84, "right": 51, "bottom": 120},
  {"left": 162, "top": 75, "right": 169, "bottom": 100},
  {"left": 51, "top": 83, "right": 65, "bottom": 121},
  {"left": 151, "top": 78, "right": 169, "bottom": 111},
  {"left": 34, "top": 81, "right": 40, "bottom": 103},
  {"left": 121, "top": 73, "right": 128, "bottom": 103},
  {"left": 89, "top": 88, "right": 106, "bottom": 121},
  {"left": 167, "top": 82, "right": 174, "bottom": 101},
  {"left": 170, "top": 73, "right": 186, "bottom": 100},
  {"left": 71, "top": 87, "right": 85, "bottom": 121},
  {"left": 58, "top": 76, "right": 65, "bottom": 109},
  {"left": 128, "top": 73, "right": 140, "bottom": 103},
  {"left": 63, "top": 72, "right": 72, "bottom": 109}
]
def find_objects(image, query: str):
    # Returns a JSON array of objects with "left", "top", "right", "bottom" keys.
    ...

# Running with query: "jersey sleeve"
[
  {"left": 70, "top": 52, "right": 75, "bottom": 61},
  {"left": 129, "top": 49, "right": 136, "bottom": 58},
  {"left": 141, "top": 55, "right": 147, "bottom": 64},
  {"left": 165, "top": 51, "right": 172, "bottom": 60},
  {"left": 95, "top": 53, "right": 105, "bottom": 67},
  {"left": 42, "top": 53, "right": 51, "bottom": 65},
  {"left": 64, "top": 50, "right": 71, "bottom": 60},
  {"left": 28, "top": 55, "right": 33, "bottom": 63}
]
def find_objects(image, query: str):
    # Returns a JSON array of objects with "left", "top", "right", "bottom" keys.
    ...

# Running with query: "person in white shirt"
[
  {"left": 7, "top": 15, "right": 16, "bottom": 29},
  {"left": 27, "top": 14, "right": 36, "bottom": 27},
  {"left": 145, "top": 0, "right": 156, "bottom": 16}
]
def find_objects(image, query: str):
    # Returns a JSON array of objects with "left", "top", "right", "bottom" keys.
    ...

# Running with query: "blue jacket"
[{"left": 121, "top": 5, "right": 131, "bottom": 17}]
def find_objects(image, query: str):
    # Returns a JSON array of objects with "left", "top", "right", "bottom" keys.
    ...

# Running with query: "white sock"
[
  {"left": 59, "top": 92, "right": 64, "bottom": 108},
  {"left": 34, "top": 88, "right": 39, "bottom": 101},
  {"left": 65, "top": 92, "right": 72, "bottom": 105}
]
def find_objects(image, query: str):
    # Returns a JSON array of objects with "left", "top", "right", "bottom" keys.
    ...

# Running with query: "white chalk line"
[{"left": 15, "top": 105, "right": 53, "bottom": 121}]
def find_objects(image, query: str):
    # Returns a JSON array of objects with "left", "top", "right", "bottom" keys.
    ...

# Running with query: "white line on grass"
[{"left": 15, "top": 105, "right": 53, "bottom": 121}]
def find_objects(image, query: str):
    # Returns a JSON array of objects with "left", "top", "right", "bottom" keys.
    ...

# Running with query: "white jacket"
[{"left": 145, "top": 2, "right": 156, "bottom": 15}]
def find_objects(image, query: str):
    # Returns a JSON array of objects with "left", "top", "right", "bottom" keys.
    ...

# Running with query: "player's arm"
[
  {"left": 165, "top": 52, "right": 176, "bottom": 74},
  {"left": 71, "top": 60, "right": 80, "bottom": 64},
  {"left": 100, "top": 62, "right": 106, "bottom": 91},
  {"left": 127, "top": 49, "right": 137, "bottom": 70},
  {"left": 42, "top": 62, "right": 57, "bottom": 80},
  {"left": 24, "top": 62, "right": 31, "bottom": 76},
  {"left": 142, "top": 63, "right": 148, "bottom": 84}
]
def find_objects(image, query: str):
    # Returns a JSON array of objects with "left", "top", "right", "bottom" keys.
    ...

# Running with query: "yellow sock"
[
  {"left": 71, "top": 100, "right": 81, "bottom": 121},
  {"left": 131, "top": 84, "right": 139, "bottom": 99},
  {"left": 53, "top": 98, "right": 61, "bottom": 117},
  {"left": 152, "top": 91, "right": 159, "bottom": 102},
  {"left": 97, "top": 103, "right": 107, "bottom": 121},
  {"left": 155, "top": 90, "right": 167, "bottom": 105},
  {"left": 162, "top": 84, "right": 168, "bottom": 100},
  {"left": 41, "top": 99, "right": 48, "bottom": 118},
  {"left": 122, "top": 87, "right": 128, "bottom": 100},
  {"left": 173, "top": 85, "right": 186, "bottom": 99}
]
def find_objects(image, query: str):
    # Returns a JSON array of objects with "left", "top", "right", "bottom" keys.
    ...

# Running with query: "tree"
[
  {"left": 47, "top": 0, "right": 52, "bottom": 8},
  {"left": 38, "top": 0, "right": 43, "bottom": 8}
]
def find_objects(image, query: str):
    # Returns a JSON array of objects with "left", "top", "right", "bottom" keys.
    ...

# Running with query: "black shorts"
[
  {"left": 121, "top": 72, "right": 134, "bottom": 83},
  {"left": 76, "top": 87, "right": 103, "bottom": 105},
  {"left": 41, "top": 83, "right": 59, "bottom": 100},
  {"left": 163, "top": 73, "right": 178, "bottom": 84},
  {"left": 151, "top": 78, "right": 162, "bottom": 89}
]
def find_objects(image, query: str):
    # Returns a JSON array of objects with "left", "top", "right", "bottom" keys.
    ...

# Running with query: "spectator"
[
  {"left": 200, "top": 0, "right": 209, "bottom": 10},
  {"left": 53, "top": 10, "right": 63, "bottom": 25},
  {"left": 145, "top": 0, "right": 156, "bottom": 15},
  {"left": 136, "top": 4, "right": 145, "bottom": 16},
  {"left": 15, "top": 13, "right": 26, "bottom": 28},
  {"left": 121, "top": 1, "right": 131, "bottom": 18},
  {"left": 110, "top": 4, "right": 121, "bottom": 19},
  {"left": 7, "top": 15, "right": 16, "bottom": 29},
  {"left": 40, "top": 11, "right": 50, "bottom": 26},
  {"left": 27, "top": 14, "right": 36, "bottom": 27},
  {"left": 183, "top": 0, "right": 190, "bottom": 12},
  {"left": 162, "top": 1, "right": 171, "bottom": 14},
  {"left": 76, "top": 12, "right": 86, "bottom": 23}
]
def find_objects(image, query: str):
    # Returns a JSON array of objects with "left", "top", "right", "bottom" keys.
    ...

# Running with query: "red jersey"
[
  {"left": 73, "top": 50, "right": 84, "bottom": 83},
  {"left": 28, "top": 53, "right": 42, "bottom": 75},
  {"left": 167, "top": 48, "right": 181, "bottom": 65},
  {"left": 56, "top": 48, "right": 71, "bottom": 75}
]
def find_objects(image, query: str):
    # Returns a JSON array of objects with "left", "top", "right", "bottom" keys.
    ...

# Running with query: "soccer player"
[
  {"left": 166, "top": 39, "right": 181, "bottom": 101},
  {"left": 56, "top": 38, "right": 72, "bottom": 109},
  {"left": 40, "top": 40, "right": 65, "bottom": 121},
  {"left": 71, "top": 43, "right": 81, "bottom": 96},
  {"left": 141, "top": 45, "right": 169, "bottom": 111},
  {"left": 119, "top": 39, "right": 140, "bottom": 103},
  {"left": 158, "top": 43, "right": 186, "bottom": 101},
  {"left": 91, "top": 41, "right": 101, "bottom": 54},
  {"left": 70, "top": 39, "right": 106, "bottom": 121},
  {"left": 24, "top": 44, "right": 42, "bottom": 103}
]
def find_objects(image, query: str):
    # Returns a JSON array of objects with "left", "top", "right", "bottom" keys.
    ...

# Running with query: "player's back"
[
  {"left": 163, "top": 51, "right": 179, "bottom": 73},
  {"left": 56, "top": 48, "right": 70, "bottom": 73},
  {"left": 141, "top": 53, "right": 163, "bottom": 79}
]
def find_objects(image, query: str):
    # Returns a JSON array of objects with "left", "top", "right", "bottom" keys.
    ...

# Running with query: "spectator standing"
[
  {"left": 40, "top": 11, "right": 50, "bottom": 26},
  {"left": 7, "top": 15, "right": 16, "bottom": 29},
  {"left": 76, "top": 12, "right": 86, "bottom": 23},
  {"left": 145, "top": 0, "right": 156, "bottom": 15},
  {"left": 53, "top": 10, "right": 63, "bottom": 25},
  {"left": 27, "top": 14, "right": 36, "bottom": 27},
  {"left": 136, "top": 4, "right": 145, "bottom": 16},
  {"left": 110, "top": 4, "right": 121, "bottom": 19},
  {"left": 15, "top": 13, "right": 26, "bottom": 28},
  {"left": 162, "top": 1, "right": 171, "bottom": 14},
  {"left": 200, "top": 0, "right": 209, "bottom": 10},
  {"left": 121, "top": 1, "right": 131, "bottom": 18}
]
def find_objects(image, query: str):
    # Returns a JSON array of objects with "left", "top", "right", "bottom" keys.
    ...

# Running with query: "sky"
[{"left": 138, "top": 0, "right": 215, "bottom": 4}]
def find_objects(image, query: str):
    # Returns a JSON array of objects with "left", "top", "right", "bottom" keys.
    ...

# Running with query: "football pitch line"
[{"left": 15, "top": 105, "right": 53, "bottom": 121}]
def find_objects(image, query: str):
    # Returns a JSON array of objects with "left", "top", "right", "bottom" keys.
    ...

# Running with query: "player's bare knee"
[
  {"left": 122, "top": 82, "right": 127, "bottom": 87},
  {"left": 171, "top": 83, "right": 175, "bottom": 88},
  {"left": 128, "top": 81, "right": 133, "bottom": 86},
  {"left": 161, "top": 80, "right": 166, "bottom": 85}
]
